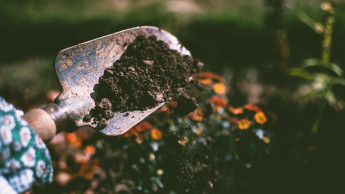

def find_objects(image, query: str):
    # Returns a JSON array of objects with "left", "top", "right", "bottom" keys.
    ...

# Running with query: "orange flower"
[
  {"left": 159, "top": 105, "right": 170, "bottom": 113},
  {"left": 170, "top": 101, "right": 177, "bottom": 108},
  {"left": 194, "top": 129, "right": 202, "bottom": 135},
  {"left": 228, "top": 106, "right": 244, "bottom": 115},
  {"left": 84, "top": 145, "right": 96, "bottom": 156},
  {"left": 238, "top": 119, "right": 251, "bottom": 130},
  {"left": 136, "top": 136, "right": 145, "bottom": 144},
  {"left": 192, "top": 108, "right": 204, "bottom": 121},
  {"left": 66, "top": 133, "right": 81, "bottom": 148},
  {"left": 157, "top": 106, "right": 170, "bottom": 121},
  {"left": 198, "top": 72, "right": 225, "bottom": 83},
  {"left": 263, "top": 136, "right": 270, "bottom": 144},
  {"left": 134, "top": 121, "right": 152, "bottom": 132},
  {"left": 213, "top": 83, "right": 226, "bottom": 94},
  {"left": 200, "top": 78, "right": 212, "bottom": 85},
  {"left": 77, "top": 160, "right": 100, "bottom": 179},
  {"left": 209, "top": 96, "right": 227, "bottom": 107},
  {"left": 123, "top": 128, "right": 139, "bottom": 138},
  {"left": 244, "top": 104, "right": 262, "bottom": 112},
  {"left": 66, "top": 133, "right": 77, "bottom": 142},
  {"left": 185, "top": 112, "right": 193, "bottom": 118},
  {"left": 254, "top": 112, "right": 267, "bottom": 124},
  {"left": 151, "top": 128, "right": 162, "bottom": 140},
  {"left": 123, "top": 131, "right": 131, "bottom": 138}
]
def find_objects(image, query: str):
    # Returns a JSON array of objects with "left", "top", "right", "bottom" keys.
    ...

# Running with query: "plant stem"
[
  {"left": 312, "top": 102, "right": 326, "bottom": 134},
  {"left": 321, "top": 2, "right": 336, "bottom": 66}
]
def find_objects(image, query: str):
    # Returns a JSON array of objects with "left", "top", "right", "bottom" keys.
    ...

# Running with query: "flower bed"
[{"left": 38, "top": 72, "right": 274, "bottom": 193}]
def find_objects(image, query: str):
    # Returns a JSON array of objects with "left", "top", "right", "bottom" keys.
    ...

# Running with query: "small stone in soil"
[{"left": 97, "top": 118, "right": 108, "bottom": 129}]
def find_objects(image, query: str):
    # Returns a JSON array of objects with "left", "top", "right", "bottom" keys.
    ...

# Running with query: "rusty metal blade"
[{"left": 54, "top": 26, "right": 191, "bottom": 136}]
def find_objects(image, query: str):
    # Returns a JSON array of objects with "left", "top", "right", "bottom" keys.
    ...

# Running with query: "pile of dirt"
[{"left": 84, "top": 35, "right": 202, "bottom": 128}]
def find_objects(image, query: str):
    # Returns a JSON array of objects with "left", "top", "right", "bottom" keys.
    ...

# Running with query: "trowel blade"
[{"left": 54, "top": 26, "right": 191, "bottom": 136}]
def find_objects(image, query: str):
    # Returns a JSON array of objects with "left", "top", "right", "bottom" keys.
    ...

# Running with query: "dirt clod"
[
  {"left": 174, "top": 94, "right": 198, "bottom": 117},
  {"left": 84, "top": 35, "right": 202, "bottom": 128}
]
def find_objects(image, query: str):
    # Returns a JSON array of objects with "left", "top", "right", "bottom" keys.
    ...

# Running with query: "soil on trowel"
[{"left": 84, "top": 35, "right": 203, "bottom": 129}]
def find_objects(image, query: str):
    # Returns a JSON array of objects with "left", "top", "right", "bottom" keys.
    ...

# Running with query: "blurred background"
[
  {"left": 1, "top": 0, "right": 345, "bottom": 193},
  {"left": 1, "top": 0, "right": 345, "bottom": 108},
  {"left": 0, "top": 0, "right": 343, "bottom": 103}
]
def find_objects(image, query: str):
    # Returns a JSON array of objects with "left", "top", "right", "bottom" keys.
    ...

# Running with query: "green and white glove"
[{"left": 0, "top": 97, "right": 53, "bottom": 193}]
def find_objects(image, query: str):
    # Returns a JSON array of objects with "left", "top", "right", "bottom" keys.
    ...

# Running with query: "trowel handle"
[{"left": 23, "top": 103, "right": 67, "bottom": 143}]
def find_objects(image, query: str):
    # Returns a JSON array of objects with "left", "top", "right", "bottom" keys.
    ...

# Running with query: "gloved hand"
[{"left": 0, "top": 97, "right": 53, "bottom": 193}]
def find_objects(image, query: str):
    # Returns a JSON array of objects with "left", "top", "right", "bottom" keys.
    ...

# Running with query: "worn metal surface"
[{"left": 54, "top": 26, "right": 191, "bottom": 136}]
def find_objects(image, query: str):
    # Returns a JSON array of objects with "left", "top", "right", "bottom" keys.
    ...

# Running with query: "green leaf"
[
  {"left": 329, "top": 63, "right": 344, "bottom": 76},
  {"left": 290, "top": 67, "right": 314, "bottom": 80},
  {"left": 301, "top": 58, "right": 321, "bottom": 68},
  {"left": 328, "top": 77, "right": 345, "bottom": 86},
  {"left": 325, "top": 90, "right": 336, "bottom": 105},
  {"left": 298, "top": 11, "right": 324, "bottom": 34}
]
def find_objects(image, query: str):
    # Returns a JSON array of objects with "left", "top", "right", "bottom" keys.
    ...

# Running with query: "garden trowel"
[{"left": 23, "top": 26, "right": 191, "bottom": 142}]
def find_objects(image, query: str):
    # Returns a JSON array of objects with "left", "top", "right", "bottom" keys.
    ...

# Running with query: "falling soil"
[
  {"left": 84, "top": 35, "right": 202, "bottom": 128},
  {"left": 174, "top": 94, "right": 198, "bottom": 117}
]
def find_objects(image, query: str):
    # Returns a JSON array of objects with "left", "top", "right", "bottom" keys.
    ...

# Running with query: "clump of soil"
[
  {"left": 84, "top": 35, "right": 202, "bottom": 128},
  {"left": 174, "top": 94, "right": 198, "bottom": 117}
]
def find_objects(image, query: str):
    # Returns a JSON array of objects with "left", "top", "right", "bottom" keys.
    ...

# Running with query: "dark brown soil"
[
  {"left": 173, "top": 94, "right": 198, "bottom": 116},
  {"left": 84, "top": 35, "right": 202, "bottom": 128}
]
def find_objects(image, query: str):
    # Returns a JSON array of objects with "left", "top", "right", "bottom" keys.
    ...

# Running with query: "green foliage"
[{"left": 290, "top": 1, "right": 345, "bottom": 133}]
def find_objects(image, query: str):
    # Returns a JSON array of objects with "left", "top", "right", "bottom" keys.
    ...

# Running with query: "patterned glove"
[{"left": 0, "top": 97, "right": 53, "bottom": 193}]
